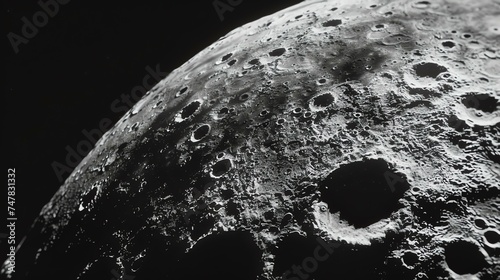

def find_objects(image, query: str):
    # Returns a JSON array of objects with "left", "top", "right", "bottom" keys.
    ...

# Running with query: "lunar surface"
[{"left": 3, "top": 0, "right": 500, "bottom": 279}]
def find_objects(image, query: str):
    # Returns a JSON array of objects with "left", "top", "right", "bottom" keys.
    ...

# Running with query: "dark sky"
[{"left": 3, "top": 0, "right": 301, "bottom": 249}]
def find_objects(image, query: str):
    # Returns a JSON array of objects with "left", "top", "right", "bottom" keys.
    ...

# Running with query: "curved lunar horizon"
[{"left": 3, "top": 0, "right": 500, "bottom": 279}]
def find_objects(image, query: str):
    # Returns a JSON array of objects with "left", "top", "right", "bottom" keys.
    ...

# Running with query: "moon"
[{"left": 3, "top": 0, "right": 499, "bottom": 279}]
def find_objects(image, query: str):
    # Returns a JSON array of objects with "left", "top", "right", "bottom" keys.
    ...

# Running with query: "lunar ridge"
[{"left": 3, "top": 0, "right": 500, "bottom": 279}]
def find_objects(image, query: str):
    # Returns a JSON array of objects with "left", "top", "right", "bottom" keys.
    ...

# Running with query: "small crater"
[
  {"left": 442, "top": 41, "right": 455, "bottom": 48},
  {"left": 292, "top": 107, "right": 303, "bottom": 115},
  {"left": 154, "top": 100, "right": 163, "bottom": 108},
  {"left": 248, "top": 59, "right": 260, "bottom": 65},
  {"left": 176, "top": 86, "right": 189, "bottom": 98},
  {"left": 259, "top": 110, "right": 269, "bottom": 117},
  {"left": 474, "top": 218, "right": 488, "bottom": 229},
  {"left": 438, "top": 72, "right": 451, "bottom": 80},
  {"left": 191, "top": 124, "right": 211, "bottom": 142},
  {"left": 221, "top": 53, "right": 233, "bottom": 61},
  {"left": 180, "top": 100, "right": 202, "bottom": 119},
  {"left": 412, "top": 1, "right": 431, "bottom": 9},
  {"left": 280, "top": 213, "right": 293, "bottom": 228},
  {"left": 382, "top": 34, "right": 412, "bottom": 45},
  {"left": 269, "top": 48, "right": 286, "bottom": 57},
  {"left": 444, "top": 240, "right": 486, "bottom": 275},
  {"left": 318, "top": 78, "right": 327, "bottom": 84},
  {"left": 413, "top": 62, "right": 448, "bottom": 78},
  {"left": 484, "top": 230, "right": 500, "bottom": 244},
  {"left": 310, "top": 93, "right": 335, "bottom": 109},
  {"left": 469, "top": 40, "right": 482, "bottom": 48},
  {"left": 228, "top": 59, "right": 237, "bottom": 66},
  {"left": 211, "top": 159, "right": 232, "bottom": 178},
  {"left": 240, "top": 93, "right": 250, "bottom": 101},
  {"left": 131, "top": 255, "right": 145, "bottom": 272},
  {"left": 381, "top": 73, "right": 393, "bottom": 79},
  {"left": 322, "top": 19, "right": 342, "bottom": 27},
  {"left": 461, "top": 93, "right": 498, "bottom": 113},
  {"left": 402, "top": 251, "right": 419, "bottom": 267}
]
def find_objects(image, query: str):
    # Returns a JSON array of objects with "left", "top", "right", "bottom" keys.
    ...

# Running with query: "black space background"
[{"left": 3, "top": 0, "right": 302, "bottom": 257}]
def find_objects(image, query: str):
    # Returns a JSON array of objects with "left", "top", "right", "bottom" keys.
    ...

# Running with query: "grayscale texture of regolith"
[{"left": 3, "top": 0, "right": 500, "bottom": 279}]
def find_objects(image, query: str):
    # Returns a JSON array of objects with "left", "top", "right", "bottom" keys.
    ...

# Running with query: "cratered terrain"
[{"left": 2, "top": 0, "right": 500, "bottom": 279}]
